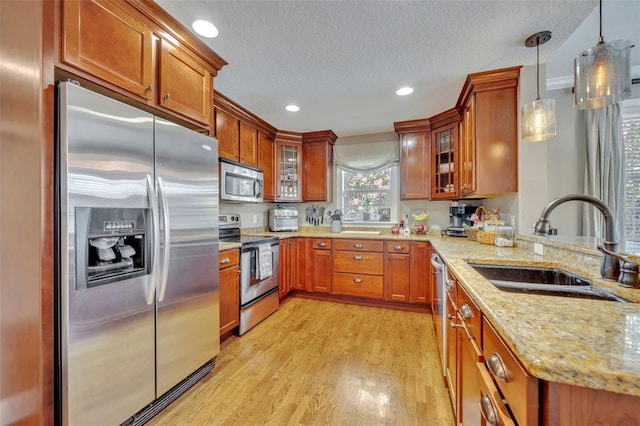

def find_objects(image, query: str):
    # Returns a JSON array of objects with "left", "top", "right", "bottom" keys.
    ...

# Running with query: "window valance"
[{"left": 333, "top": 139, "right": 399, "bottom": 173}]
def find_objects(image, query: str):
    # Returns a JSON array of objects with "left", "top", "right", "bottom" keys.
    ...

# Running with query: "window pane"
[
  {"left": 624, "top": 109, "right": 640, "bottom": 242},
  {"left": 342, "top": 168, "right": 393, "bottom": 222}
]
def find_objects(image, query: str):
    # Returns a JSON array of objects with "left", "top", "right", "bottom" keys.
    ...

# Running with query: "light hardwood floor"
[{"left": 148, "top": 297, "right": 455, "bottom": 426}]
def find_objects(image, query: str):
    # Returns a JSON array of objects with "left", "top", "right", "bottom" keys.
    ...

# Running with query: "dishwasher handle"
[{"left": 431, "top": 253, "right": 444, "bottom": 270}]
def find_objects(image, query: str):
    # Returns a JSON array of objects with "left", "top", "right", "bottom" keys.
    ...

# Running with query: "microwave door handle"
[
  {"left": 254, "top": 179, "right": 263, "bottom": 198},
  {"left": 146, "top": 175, "right": 160, "bottom": 305},
  {"left": 157, "top": 177, "right": 171, "bottom": 302}
]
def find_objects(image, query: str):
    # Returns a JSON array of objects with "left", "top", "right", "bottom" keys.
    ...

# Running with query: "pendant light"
[
  {"left": 574, "top": 0, "right": 632, "bottom": 109},
  {"left": 522, "top": 31, "right": 556, "bottom": 142}
]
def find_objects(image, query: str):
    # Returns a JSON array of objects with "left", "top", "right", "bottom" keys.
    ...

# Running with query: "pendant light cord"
[
  {"left": 599, "top": 0, "right": 604, "bottom": 44},
  {"left": 536, "top": 36, "right": 541, "bottom": 101}
]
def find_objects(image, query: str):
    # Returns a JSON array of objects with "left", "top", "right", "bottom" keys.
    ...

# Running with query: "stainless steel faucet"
[{"left": 533, "top": 194, "right": 620, "bottom": 281}]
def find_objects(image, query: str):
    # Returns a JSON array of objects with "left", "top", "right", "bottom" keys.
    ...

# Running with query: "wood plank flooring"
[{"left": 148, "top": 297, "right": 455, "bottom": 426}]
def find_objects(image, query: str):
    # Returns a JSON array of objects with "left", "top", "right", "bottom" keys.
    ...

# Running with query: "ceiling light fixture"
[
  {"left": 285, "top": 105, "right": 300, "bottom": 112},
  {"left": 521, "top": 31, "right": 556, "bottom": 143},
  {"left": 396, "top": 87, "right": 414, "bottom": 96},
  {"left": 192, "top": 20, "right": 219, "bottom": 38},
  {"left": 574, "top": 0, "right": 632, "bottom": 109}
]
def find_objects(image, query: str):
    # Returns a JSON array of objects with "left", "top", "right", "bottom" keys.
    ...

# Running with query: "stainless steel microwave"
[{"left": 219, "top": 158, "right": 264, "bottom": 203}]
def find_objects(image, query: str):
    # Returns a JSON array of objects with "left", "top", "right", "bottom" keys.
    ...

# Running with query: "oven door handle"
[
  {"left": 157, "top": 177, "right": 171, "bottom": 302},
  {"left": 146, "top": 175, "right": 160, "bottom": 305}
]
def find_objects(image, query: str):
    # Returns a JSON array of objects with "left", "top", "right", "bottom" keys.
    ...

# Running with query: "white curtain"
[
  {"left": 333, "top": 140, "right": 399, "bottom": 172},
  {"left": 583, "top": 103, "right": 625, "bottom": 241}
]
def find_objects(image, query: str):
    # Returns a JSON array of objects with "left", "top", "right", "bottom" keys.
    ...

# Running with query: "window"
[
  {"left": 623, "top": 99, "right": 640, "bottom": 246},
  {"left": 337, "top": 166, "right": 398, "bottom": 223}
]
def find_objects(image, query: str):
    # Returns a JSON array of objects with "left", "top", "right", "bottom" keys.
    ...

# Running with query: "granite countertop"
[{"left": 245, "top": 226, "right": 640, "bottom": 397}]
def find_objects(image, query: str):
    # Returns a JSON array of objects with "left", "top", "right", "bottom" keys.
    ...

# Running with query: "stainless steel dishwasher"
[{"left": 431, "top": 253, "right": 447, "bottom": 376}]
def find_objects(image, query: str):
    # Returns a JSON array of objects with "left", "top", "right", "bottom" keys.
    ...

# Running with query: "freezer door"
[
  {"left": 58, "top": 83, "right": 156, "bottom": 425},
  {"left": 154, "top": 117, "right": 219, "bottom": 395}
]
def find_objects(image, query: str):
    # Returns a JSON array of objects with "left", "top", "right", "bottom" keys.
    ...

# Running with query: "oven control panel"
[{"left": 219, "top": 214, "right": 240, "bottom": 229}]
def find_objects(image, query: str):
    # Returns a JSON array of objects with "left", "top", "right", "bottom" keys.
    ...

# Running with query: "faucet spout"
[{"left": 533, "top": 194, "right": 619, "bottom": 281}]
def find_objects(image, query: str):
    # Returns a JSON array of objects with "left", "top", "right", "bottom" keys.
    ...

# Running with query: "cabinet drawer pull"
[
  {"left": 479, "top": 395, "right": 499, "bottom": 426},
  {"left": 393, "top": 245, "right": 404, "bottom": 250},
  {"left": 487, "top": 354, "right": 509, "bottom": 382},
  {"left": 450, "top": 321, "right": 463, "bottom": 329},
  {"left": 460, "top": 303, "right": 473, "bottom": 319},
  {"left": 220, "top": 257, "right": 230, "bottom": 264},
  {"left": 145, "top": 85, "right": 153, "bottom": 92},
  {"left": 353, "top": 244, "right": 363, "bottom": 248},
  {"left": 353, "top": 278, "right": 363, "bottom": 283},
  {"left": 163, "top": 93, "right": 171, "bottom": 101},
  {"left": 353, "top": 256, "right": 363, "bottom": 260},
  {"left": 317, "top": 242, "right": 326, "bottom": 247}
]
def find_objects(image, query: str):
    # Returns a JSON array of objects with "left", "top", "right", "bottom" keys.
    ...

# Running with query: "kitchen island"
[{"left": 246, "top": 226, "right": 640, "bottom": 423}]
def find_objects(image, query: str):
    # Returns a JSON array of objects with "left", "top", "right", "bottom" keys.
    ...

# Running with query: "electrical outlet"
[
  {"left": 534, "top": 243, "right": 544, "bottom": 256},
  {"left": 252, "top": 214, "right": 258, "bottom": 224}
]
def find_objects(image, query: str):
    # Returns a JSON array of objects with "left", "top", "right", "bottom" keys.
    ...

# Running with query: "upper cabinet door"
[
  {"left": 400, "top": 132, "right": 430, "bottom": 199},
  {"left": 431, "top": 122, "right": 459, "bottom": 199},
  {"left": 215, "top": 109, "right": 240, "bottom": 162},
  {"left": 158, "top": 40, "right": 211, "bottom": 126},
  {"left": 239, "top": 122, "right": 258, "bottom": 167},
  {"left": 61, "top": 0, "right": 154, "bottom": 99},
  {"left": 258, "top": 132, "right": 276, "bottom": 201}
]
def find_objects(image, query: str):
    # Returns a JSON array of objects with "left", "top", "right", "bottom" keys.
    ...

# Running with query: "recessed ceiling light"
[
  {"left": 285, "top": 105, "right": 300, "bottom": 112},
  {"left": 396, "top": 87, "right": 414, "bottom": 96},
  {"left": 192, "top": 20, "right": 218, "bottom": 38}
]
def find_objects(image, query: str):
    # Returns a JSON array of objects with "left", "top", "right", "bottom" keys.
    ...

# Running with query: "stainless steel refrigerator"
[{"left": 56, "top": 82, "right": 219, "bottom": 425}]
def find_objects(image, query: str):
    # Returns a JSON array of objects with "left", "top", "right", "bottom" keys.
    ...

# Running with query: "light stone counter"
[
  {"left": 219, "top": 241, "right": 241, "bottom": 251},
  {"left": 246, "top": 226, "right": 640, "bottom": 397}
]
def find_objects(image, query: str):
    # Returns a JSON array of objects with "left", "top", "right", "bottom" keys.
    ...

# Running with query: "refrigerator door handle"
[
  {"left": 157, "top": 176, "right": 171, "bottom": 302},
  {"left": 147, "top": 174, "right": 161, "bottom": 305}
]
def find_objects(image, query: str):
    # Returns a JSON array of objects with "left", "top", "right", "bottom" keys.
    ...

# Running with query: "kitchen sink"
[
  {"left": 467, "top": 263, "right": 630, "bottom": 302},
  {"left": 339, "top": 230, "right": 382, "bottom": 235}
]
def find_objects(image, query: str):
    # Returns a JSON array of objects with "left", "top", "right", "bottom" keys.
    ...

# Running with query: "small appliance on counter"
[
  {"left": 443, "top": 203, "right": 476, "bottom": 237},
  {"left": 269, "top": 206, "right": 299, "bottom": 232}
]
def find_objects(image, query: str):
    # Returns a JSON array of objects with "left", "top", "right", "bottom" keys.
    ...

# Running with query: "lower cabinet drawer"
[
  {"left": 332, "top": 273, "right": 383, "bottom": 299},
  {"left": 333, "top": 251, "right": 384, "bottom": 275},
  {"left": 483, "top": 318, "right": 538, "bottom": 426},
  {"left": 477, "top": 362, "right": 516, "bottom": 426}
]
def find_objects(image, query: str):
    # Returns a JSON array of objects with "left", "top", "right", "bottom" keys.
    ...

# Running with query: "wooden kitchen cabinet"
[
  {"left": 258, "top": 131, "right": 276, "bottom": 201},
  {"left": 456, "top": 66, "right": 520, "bottom": 198},
  {"left": 275, "top": 132, "right": 303, "bottom": 202},
  {"left": 219, "top": 248, "right": 240, "bottom": 339},
  {"left": 214, "top": 109, "right": 258, "bottom": 167},
  {"left": 332, "top": 239, "right": 384, "bottom": 299},
  {"left": 430, "top": 109, "right": 460, "bottom": 200},
  {"left": 158, "top": 39, "right": 211, "bottom": 126},
  {"left": 311, "top": 239, "right": 332, "bottom": 293},
  {"left": 61, "top": 0, "right": 154, "bottom": 100},
  {"left": 385, "top": 242, "right": 410, "bottom": 302},
  {"left": 59, "top": 0, "right": 225, "bottom": 129},
  {"left": 410, "top": 241, "right": 431, "bottom": 304},
  {"left": 279, "top": 239, "right": 293, "bottom": 300},
  {"left": 394, "top": 118, "right": 431, "bottom": 200},
  {"left": 302, "top": 131, "right": 337, "bottom": 202}
]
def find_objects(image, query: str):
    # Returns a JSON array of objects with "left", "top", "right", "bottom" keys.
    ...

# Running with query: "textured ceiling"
[{"left": 156, "top": 0, "right": 601, "bottom": 137}]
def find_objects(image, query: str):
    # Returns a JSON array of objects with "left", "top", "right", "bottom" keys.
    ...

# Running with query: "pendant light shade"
[
  {"left": 575, "top": 39, "right": 632, "bottom": 109},
  {"left": 522, "top": 31, "right": 556, "bottom": 142},
  {"left": 574, "top": 0, "right": 632, "bottom": 110}
]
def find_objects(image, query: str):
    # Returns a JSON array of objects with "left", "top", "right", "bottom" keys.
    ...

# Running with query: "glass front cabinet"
[
  {"left": 275, "top": 134, "right": 302, "bottom": 201},
  {"left": 430, "top": 109, "right": 460, "bottom": 199}
]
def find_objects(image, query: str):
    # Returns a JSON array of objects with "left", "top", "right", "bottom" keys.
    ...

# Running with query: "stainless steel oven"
[
  {"left": 219, "top": 214, "right": 280, "bottom": 335},
  {"left": 219, "top": 158, "right": 263, "bottom": 203}
]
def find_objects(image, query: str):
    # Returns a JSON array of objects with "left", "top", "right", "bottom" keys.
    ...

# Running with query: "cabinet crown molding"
[
  {"left": 456, "top": 65, "right": 522, "bottom": 110},
  {"left": 394, "top": 118, "right": 431, "bottom": 134}
]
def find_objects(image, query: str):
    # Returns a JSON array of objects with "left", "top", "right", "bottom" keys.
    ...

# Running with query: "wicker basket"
[
  {"left": 465, "top": 228, "right": 480, "bottom": 241},
  {"left": 477, "top": 230, "right": 496, "bottom": 245}
]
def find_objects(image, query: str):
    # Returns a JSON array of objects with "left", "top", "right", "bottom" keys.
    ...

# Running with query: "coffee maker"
[{"left": 444, "top": 203, "right": 476, "bottom": 237}]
